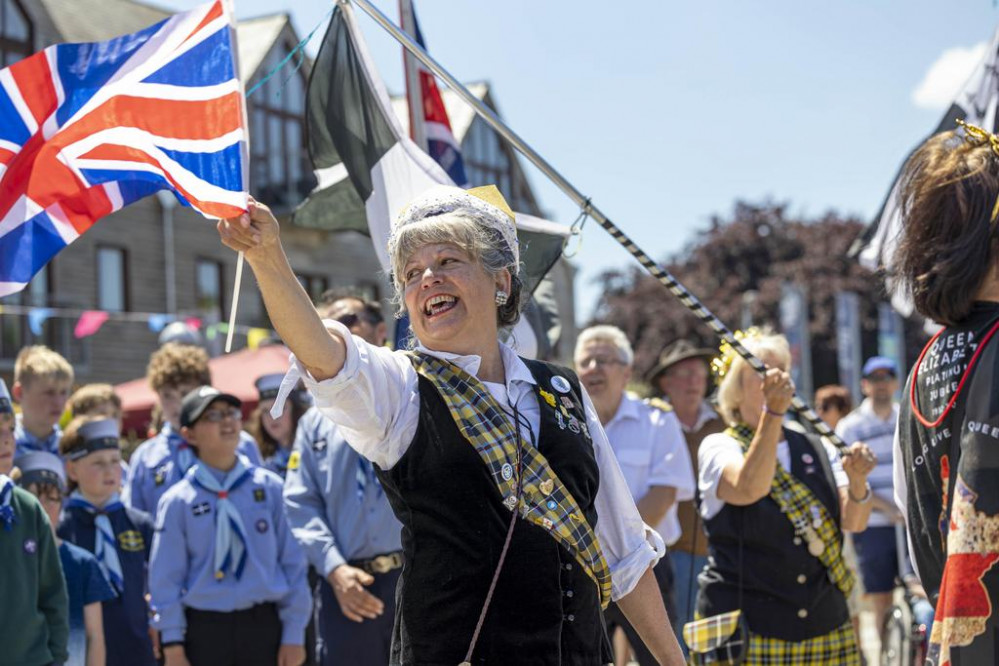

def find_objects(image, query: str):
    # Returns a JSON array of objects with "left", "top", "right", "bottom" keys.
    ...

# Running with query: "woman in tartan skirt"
[
  {"left": 219, "top": 185, "right": 685, "bottom": 665},
  {"left": 695, "top": 330, "right": 876, "bottom": 664}
]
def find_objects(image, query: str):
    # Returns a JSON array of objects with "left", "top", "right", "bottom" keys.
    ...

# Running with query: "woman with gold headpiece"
[
  {"left": 217, "top": 186, "right": 684, "bottom": 665},
  {"left": 694, "top": 329, "right": 875, "bottom": 664},
  {"left": 892, "top": 120, "right": 999, "bottom": 665}
]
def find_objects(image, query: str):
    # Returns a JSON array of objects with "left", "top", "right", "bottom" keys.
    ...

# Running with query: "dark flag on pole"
[
  {"left": 851, "top": 27, "right": 999, "bottom": 316},
  {"left": 294, "top": 3, "right": 568, "bottom": 353}
]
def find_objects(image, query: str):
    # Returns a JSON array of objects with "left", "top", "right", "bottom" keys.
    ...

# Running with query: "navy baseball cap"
[{"left": 862, "top": 356, "right": 898, "bottom": 378}]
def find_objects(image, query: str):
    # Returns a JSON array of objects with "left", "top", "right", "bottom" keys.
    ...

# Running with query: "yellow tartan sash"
[
  {"left": 728, "top": 424, "right": 855, "bottom": 598},
  {"left": 409, "top": 353, "right": 613, "bottom": 608}
]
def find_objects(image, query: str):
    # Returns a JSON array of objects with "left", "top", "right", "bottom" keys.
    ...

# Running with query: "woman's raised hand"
[
  {"left": 217, "top": 197, "right": 281, "bottom": 258},
  {"left": 761, "top": 367, "right": 794, "bottom": 415}
]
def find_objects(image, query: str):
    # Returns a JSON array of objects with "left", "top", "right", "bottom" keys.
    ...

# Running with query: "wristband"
[
  {"left": 848, "top": 483, "right": 872, "bottom": 504},
  {"left": 762, "top": 405, "right": 786, "bottom": 418}
]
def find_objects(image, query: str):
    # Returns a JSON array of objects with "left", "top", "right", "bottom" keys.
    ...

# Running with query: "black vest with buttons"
[
  {"left": 696, "top": 427, "right": 849, "bottom": 641},
  {"left": 376, "top": 359, "right": 613, "bottom": 665}
]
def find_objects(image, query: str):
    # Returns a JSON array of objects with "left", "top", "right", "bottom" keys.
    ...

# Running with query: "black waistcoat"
[
  {"left": 376, "top": 359, "right": 613, "bottom": 666},
  {"left": 697, "top": 427, "right": 849, "bottom": 641}
]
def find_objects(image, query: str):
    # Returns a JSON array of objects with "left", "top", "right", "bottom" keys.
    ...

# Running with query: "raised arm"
[
  {"left": 218, "top": 199, "right": 345, "bottom": 381},
  {"left": 716, "top": 368, "right": 793, "bottom": 506}
]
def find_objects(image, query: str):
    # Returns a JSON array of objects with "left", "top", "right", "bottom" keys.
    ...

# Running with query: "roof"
[
  {"left": 235, "top": 13, "right": 291, "bottom": 83},
  {"left": 36, "top": 0, "right": 170, "bottom": 44},
  {"left": 34, "top": 0, "right": 292, "bottom": 82},
  {"left": 390, "top": 81, "right": 490, "bottom": 143}
]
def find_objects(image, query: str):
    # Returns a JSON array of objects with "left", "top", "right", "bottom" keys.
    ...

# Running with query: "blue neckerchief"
[
  {"left": 191, "top": 460, "right": 253, "bottom": 580},
  {"left": 355, "top": 457, "right": 382, "bottom": 503},
  {"left": 15, "top": 419, "right": 61, "bottom": 454},
  {"left": 66, "top": 491, "right": 125, "bottom": 595},
  {"left": 268, "top": 447, "right": 292, "bottom": 474},
  {"left": 164, "top": 423, "right": 195, "bottom": 476},
  {"left": 0, "top": 475, "right": 16, "bottom": 531}
]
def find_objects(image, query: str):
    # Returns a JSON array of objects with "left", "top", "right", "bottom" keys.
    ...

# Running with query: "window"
[
  {"left": 196, "top": 259, "right": 224, "bottom": 319},
  {"left": 248, "top": 46, "right": 315, "bottom": 211},
  {"left": 462, "top": 119, "right": 540, "bottom": 216},
  {"left": 0, "top": 0, "right": 31, "bottom": 68},
  {"left": 296, "top": 273, "right": 329, "bottom": 303},
  {"left": 96, "top": 247, "right": 127, "bottom": 312}
]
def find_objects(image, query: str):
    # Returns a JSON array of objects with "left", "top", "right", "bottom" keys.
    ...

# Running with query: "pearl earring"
[{"left": 495, "top": 290, "right": 509, "bottom": 306}]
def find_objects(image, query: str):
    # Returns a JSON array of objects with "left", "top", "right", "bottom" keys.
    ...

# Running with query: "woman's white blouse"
[
  {"left": 698, "top": 430, "right": 849, "bottom": 521},
  {"left": 287, "top": 320, "right": 664, "bottom": 601}
]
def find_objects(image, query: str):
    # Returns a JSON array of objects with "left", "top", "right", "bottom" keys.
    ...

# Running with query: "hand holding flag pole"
[{"left": 346, "top": 0, "right": 852, "bottom": 452}]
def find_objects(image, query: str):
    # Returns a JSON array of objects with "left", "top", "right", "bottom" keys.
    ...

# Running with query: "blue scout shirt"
[
  {"left": 263, "top": 446, "right": 293, "bottom": 479},
  {"left": 123, "top": 423, "right": 262, "bottom": 518},
  {"left": 283, "top": 407, "right": 401, "bottom": 576},
  {"left": 149, "top": 463, "right": 310, "bottom": 645},
  {"left": 59, "top": 541, "right": 116, "bottom": 662},
  {"left": 14, "top": 415, "right": 62, "bottom": 458},
  {"left": 58, "top": 502, "right": 157, "bottom": 666}
]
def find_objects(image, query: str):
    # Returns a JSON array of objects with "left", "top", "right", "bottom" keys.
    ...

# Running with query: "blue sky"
[{"left": 166, "top": 0, "right": 999, "bottom": 323}]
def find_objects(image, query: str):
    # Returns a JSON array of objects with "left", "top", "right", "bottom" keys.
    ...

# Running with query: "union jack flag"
[{"left": 0, "top": 0, "right": 247, "bottom": 297}]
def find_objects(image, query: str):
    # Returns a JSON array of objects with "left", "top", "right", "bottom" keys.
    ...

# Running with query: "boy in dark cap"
[{"left": 150, "top": 386, "right": 309, "bottom": 666}]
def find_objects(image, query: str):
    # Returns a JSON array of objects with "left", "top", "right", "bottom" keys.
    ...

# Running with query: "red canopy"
[{"left": 116, "top": 344, "right": 290, "bottom": 437}]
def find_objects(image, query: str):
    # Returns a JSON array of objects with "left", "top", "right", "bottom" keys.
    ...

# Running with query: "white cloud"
[{"left": 912, "top": 42, "right": 988, "bottom": 110}]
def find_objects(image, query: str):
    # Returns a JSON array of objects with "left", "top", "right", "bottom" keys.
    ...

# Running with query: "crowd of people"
[{"left": 2, "top": 118, "right": 998, "bottom": 666}]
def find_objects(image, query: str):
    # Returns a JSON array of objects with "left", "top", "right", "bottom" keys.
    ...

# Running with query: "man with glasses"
[
  {"left": 574, "top": 325, "right": 694, "bottom": 666},
  {"left": 283, "top": 291, "right": 399, "bottom": 666},
  {"left": 835, "top": 356, "right": 902, "bottom": 641},
  {"left": 645, "top": 340, "right": 724, "bottom": 653}
]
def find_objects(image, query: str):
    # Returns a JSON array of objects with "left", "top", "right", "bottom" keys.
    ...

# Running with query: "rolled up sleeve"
[
  {"left": 582, "top": 388, "right": 664, "bottom": 601},
  {"left": 292, "top": 320, "right": 421, "bottom": 470}
]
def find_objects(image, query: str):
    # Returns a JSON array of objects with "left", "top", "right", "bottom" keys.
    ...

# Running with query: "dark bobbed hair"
[{"left": 891, "top": 129, "right": 999, "bottom": 326}]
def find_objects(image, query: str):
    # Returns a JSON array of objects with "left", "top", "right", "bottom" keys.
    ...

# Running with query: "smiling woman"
[{"left": 217, "top": 184, "right": 685, "bottom": 665}]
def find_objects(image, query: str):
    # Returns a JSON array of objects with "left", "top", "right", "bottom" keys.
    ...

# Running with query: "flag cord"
[
  {"left": 224, "top": 5, "right": 333, "bottom": 353},
  {"left": 349, "top": 0, "right": 849, "bottom": 451}
]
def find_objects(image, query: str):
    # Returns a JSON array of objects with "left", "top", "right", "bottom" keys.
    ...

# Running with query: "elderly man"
[
  {"left": 835, "top": 356, "right": 901, "bottom": 641},
  {"left": 283, "top": 291, "right": 400, "bottom": 666},
  {"left": 575, "top": 325, "right": 694, "bottom": 666},
  {"left": 646, "top": 339, "right": 725, "bottom": 640}
]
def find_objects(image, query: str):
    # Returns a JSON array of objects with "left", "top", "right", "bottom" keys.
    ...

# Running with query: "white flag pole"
[
  {"left": 348, "top": 0, "right": 850, "bottom": 451},
  {"left": 224, "top": 0, "right": 249, "bottom": 353}
]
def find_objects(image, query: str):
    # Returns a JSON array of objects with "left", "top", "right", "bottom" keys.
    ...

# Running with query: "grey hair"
[
  {"left": 574, "top": 325, "right": 635, "bottom": 366},
  {"left": 389, "top": 212, "right": 523, "bottom": 328},
  {"left": 716, "top": 330, "right": 791, "bottom": 425}
]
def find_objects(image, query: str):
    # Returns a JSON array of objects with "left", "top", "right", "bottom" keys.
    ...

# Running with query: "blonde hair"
[
  {"left": 14, "top": 345, "right": 73, "bottom": 388},
  {"left": 716, "top": 330, "right": 791, "bottom": 425}
]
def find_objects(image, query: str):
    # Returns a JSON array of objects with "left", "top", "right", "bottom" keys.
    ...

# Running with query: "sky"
[{"left": 162, "top": 0, "right": 999, "bottom": 325}]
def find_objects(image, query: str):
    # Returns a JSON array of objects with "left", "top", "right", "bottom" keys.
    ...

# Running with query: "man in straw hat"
[{"left": 646, "top": 340, "right": 725, "bottom": 645}]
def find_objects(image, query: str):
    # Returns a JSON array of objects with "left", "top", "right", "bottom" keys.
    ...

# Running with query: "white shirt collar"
[
  {"left": 607, "top": 392, "right": 642, "bottom": 428},
  {"left": 675, "top": 399, "right": 719, "bottom": 433},
  {"left": 413, "top": 340, "right": 538, "bottom": 393}
]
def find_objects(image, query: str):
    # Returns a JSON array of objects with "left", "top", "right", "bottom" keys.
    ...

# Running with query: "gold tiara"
[
  {"left": 956, "top": 119, "right": 999, "bottom": 158},
  {"left": 711, "top": 327, "right": 761, "bottom": 382}
]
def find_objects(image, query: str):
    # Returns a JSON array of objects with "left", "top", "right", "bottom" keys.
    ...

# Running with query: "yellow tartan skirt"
[{"left": 744, "top": 622, "right": 860, "bottom": 665}]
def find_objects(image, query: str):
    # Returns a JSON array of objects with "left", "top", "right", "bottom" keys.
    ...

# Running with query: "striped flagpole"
[{"left": 348, "top": 0, "right": 849, "bottom": 451}]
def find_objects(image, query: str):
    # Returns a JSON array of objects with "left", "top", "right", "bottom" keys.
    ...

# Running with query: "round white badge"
[
  {"left": 501, "top": 463, "right": 514, "bottom": 481},
  {"left": 551, "top": 376, "right": 571, "bottom": 394}
]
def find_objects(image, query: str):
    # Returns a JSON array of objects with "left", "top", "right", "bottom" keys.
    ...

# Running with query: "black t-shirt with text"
[{"left": 899, "top": 301, "right": 999, "bottom": 665}]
